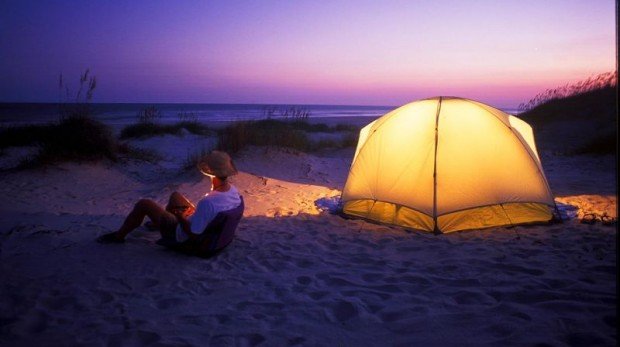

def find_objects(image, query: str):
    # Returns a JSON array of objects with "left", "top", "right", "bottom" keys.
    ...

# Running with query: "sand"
[{"left": 0, "top": 119, "right": 616, "bottom": 346}]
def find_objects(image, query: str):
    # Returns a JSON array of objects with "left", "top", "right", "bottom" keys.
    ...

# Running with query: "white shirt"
[{"left": 176, "top": 185, "right": 241, "bottom": 242}]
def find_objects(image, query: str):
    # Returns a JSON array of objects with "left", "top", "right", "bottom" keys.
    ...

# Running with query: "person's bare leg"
[{"left": 116, "top": 199, "right": 169, "bottom": 239}]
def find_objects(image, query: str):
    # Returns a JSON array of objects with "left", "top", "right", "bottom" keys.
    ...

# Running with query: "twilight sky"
[{"left": 0, "top": 0, "right": 616, "bottom": 108}]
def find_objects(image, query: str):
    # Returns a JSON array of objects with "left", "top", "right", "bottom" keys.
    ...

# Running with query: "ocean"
[{"left": 0, "top": 103, "right": 521, "bottom": 127}]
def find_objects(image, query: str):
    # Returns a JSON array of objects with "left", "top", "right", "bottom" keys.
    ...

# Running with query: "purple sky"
[{"left": 0, "top": 0, "right": 616, "bottom": 107}]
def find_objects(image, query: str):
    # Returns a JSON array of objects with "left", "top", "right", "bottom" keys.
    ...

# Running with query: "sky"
[{"left": 0, "top": 0, "right": 616, "bottom": 108}]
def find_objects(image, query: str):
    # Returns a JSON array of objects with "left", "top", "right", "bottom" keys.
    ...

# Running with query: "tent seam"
[
  {"left": 432, "top": 97, "right": 442, "bottom": 233},
  {"left": 473, "top": 101, "right": 556, "bottom": 207}
]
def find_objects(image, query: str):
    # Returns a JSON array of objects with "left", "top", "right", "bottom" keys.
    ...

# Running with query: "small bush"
[
  {"left": 120, "top": 107, "right": 210, "bottom": 139},
  {"left": 120, "top": 122, "right": 210, "bottom": 139},
  {"left": 137, "top": 106, "right": 161, "bottom": 124},
  {"left": 217, "top": 119, "right": 310, "bottom": 153},
  {"left": 334, "top": 123, "right": 360, "bottom": 132},
  {"left": 120, "top": 123, "right": 175, "bottom": 139},
  {"left": 217, "top": 118, "right": 359, "bottom": 153},
  {"left": 178, "top": 112, "right": 198, "bottom": 122},
  {"left": 262, "top": 106, "right": 310, "bottom": 121},
  {"left": 38, "top": 115, "right": 119, "bottom": 163}
]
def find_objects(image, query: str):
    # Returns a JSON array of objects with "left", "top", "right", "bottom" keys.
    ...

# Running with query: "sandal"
[
  {"left": 96, "top": 232, "right": 125, "bottom": 244},
  {"left": 580, "top": 213, "right": 597, "bottom": 225}
]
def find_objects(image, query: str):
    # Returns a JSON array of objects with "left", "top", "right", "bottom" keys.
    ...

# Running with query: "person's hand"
[
  {"left": 184, "top": 206, "right": 196, "bottom": 218},
  {"left": 171, "top": 208, "right": 187, "bottom": 220}
]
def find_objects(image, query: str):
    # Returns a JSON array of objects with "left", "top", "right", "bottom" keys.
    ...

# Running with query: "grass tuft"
[
  {"left": 37, "top": 115, "right": 119, "bottom": 163},
  {"left": 217, "top": 118, "right": 359, "bottom": 153},
  {"left": 120, "top": 107, "right": 210, "bottom": 139},
  {"left": 519, "top": 71, "right": 617, "bottom": 112},
  {"left": 217, "top": 119, "right": 310, "bottom": 153}
]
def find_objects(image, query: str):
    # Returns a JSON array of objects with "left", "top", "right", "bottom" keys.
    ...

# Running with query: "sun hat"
[{"left": 197, "top": 150, "right": 238, "bottom": 177}]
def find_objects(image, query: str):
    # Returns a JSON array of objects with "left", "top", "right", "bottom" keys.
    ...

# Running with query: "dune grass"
[
  {"left": 216, "top": 118, "right": 359, "bottom": 153},
  {"left": 1, "top": 71, "right": 164, "bottom": 168},
  {"left": 518, "top": 71, "right": 617, "bottom": 112},
  {"left": 120, "top": 109, "right": 211, "bottom": 139},
  {"left": 0, "top": 115, "right": 120, "bottom": 167},
  {"left": 120, "top": 121, "right": 211, "bottom": 139},
  {"left": 518, "top": 71, "right": 617, "bottom": 155}
]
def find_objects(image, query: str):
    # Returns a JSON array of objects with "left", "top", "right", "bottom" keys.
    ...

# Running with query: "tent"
[{"left": 341, "top": 97, "right": 556, "bottom": 233}]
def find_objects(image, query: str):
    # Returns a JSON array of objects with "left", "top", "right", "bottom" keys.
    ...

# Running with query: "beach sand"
[{"left": 0, "top": 116, "right": 616, "bottom": 346}]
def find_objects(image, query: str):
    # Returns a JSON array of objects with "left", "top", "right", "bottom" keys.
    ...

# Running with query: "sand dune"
[{"left": 0, "top": 130, "right": 616, "bottom": 346}]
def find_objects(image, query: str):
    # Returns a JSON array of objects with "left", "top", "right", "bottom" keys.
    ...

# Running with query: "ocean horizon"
[{"left": 0, "top": 102, "right": 522, "bottom": 127}]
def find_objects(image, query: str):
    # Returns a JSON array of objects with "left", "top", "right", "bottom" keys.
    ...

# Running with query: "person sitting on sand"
[{"left": 97, "top": 151, "right": 241, "bottom": 244}]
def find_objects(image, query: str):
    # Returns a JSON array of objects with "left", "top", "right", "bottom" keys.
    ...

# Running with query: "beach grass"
[
  {"left": 119, "top": 121, "right": 211, "bottom": 139},
  {"left": 216, "top": 118, "right": 358, "bottom": 153},
  {"left": 519, "top": 84, "right": 616, "bottom": 155},
  {"left": 0, "top": 115, "right": 120, "bottom": 168},
  {"left": 120, "top": 108, "right": 211, "bottom": 139},
  {"left": 38, "top": 115, "right": 118, "bottom": 163}
]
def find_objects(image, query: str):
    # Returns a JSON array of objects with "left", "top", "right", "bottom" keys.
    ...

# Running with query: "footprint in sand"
[
  {"left": 294, "top": 259, "right": 314, "bottom": 269},
  {"left": 307, "top": 291, "right": 329, "bottom": 301},
  {"left": 325, "top": 299, "right": 359, "bottom": 322}
]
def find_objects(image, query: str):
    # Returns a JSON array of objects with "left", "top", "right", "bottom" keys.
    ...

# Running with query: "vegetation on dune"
[
  {"left": 120, "top": 108, "right": 211, "bottom": 139},
  {"left": 217, "top": 119, "right": 311, "bottom": 153},
  {"left": 0, "top": 70, "right": 161, "bottom": 168},
  {"left": 518, "top": 71, "right": 617, "bottom": 155},
  {"left": 29, "top": 70, "right": 120, "bottom": 165},
  {"left": 37, "top": 115, "right": 119, "bottom": 163},
  {"left": 518, "top": 71, "right": 617, "bottom": 113},
  {"left": 216, "top": 108, "right": 360, "bottom": 153}
]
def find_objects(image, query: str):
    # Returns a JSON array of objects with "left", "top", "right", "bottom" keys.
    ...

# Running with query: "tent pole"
[{"left": 432, "top": 97, "right": 442, "bottom": 234}]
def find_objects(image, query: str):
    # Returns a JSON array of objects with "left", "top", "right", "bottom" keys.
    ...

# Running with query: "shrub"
[
  {"left": 262, "top": 105, "right": 310, "bottom": 121},
  {"left": 218, "top": 119, "right": 311, "bottom": 153},
  {"left": 119, "top": 108, "right": 210, "bottom": 139},
  {"left": 39, "top": 115, "right": 119, "bottom": 163},
  {"left": 137, "top": 106, "right": 161, "bottom": 124},
  {"left": 217, "top": 118, "right": 359, "bottom": 153}
]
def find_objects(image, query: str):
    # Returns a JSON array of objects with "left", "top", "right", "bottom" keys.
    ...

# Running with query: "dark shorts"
[{"left": 159, "top": 212, "right": 179, "bottom": 241}]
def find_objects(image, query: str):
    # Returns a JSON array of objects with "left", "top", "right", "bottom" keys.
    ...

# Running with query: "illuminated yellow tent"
[{"left": 341, "top": 97, "right": 555, "bottom": 233}]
